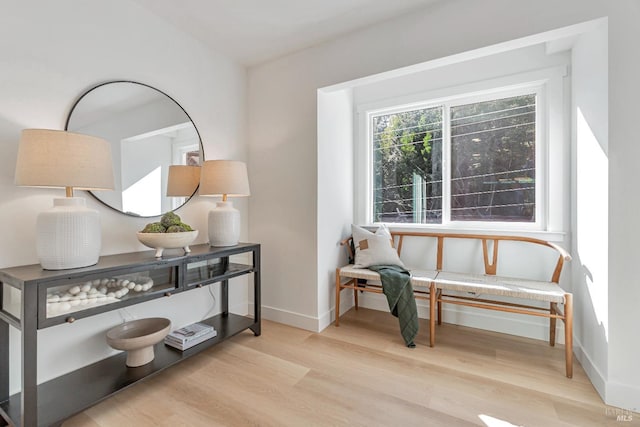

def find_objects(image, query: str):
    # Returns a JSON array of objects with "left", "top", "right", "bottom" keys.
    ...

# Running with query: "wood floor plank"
[
  {"left": 294, "top": 370, "right": 477, "bottom": 427},
  {"left": 64, "top": 308, "right": 636, "bottom": 426},
  {"left": 212, "top": 341, "right": 311, "bottom": 387}
]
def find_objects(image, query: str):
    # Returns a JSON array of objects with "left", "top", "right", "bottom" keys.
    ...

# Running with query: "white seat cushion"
[{"left": 434, "top": 271, "right": 566, "bottom": 303}]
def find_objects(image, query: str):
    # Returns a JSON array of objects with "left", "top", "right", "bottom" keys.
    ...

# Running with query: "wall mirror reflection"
[{"left": 66, "top": 81, "right": 203, "bottom": 217}]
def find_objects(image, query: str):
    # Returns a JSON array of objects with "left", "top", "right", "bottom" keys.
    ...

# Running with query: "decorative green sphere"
[
  {"left": 166, "top": 225, "right": 188, "bottom": 233},
  {"left": 160, "top": 211, "right": 181, "bottom": 228},
  {"left": 141, "top": 222, "right": 166, "bottom": 233}
]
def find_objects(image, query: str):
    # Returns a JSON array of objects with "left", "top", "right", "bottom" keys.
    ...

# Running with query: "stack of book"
[{"left": 164, "top": 322, "right": 217, "bottom": 350}]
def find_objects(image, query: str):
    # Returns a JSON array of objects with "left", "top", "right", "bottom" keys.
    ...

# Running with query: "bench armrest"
[{"left": 340, "top": 236, "right": 354, "bottom": 262}]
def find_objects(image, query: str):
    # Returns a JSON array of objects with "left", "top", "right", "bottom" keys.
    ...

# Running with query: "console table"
[{"left": 0, "top": 243, "right": 260, "bottom": 427}]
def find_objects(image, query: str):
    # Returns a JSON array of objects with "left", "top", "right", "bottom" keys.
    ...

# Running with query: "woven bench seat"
[
  {"left": 336, "top": 265, "right": 435, "bottom": 311},
  {"left": 339, "top": 265, "right": 437, "bottom": 289},
  {"left": 434, "top": 271, "right": 567, "bottom": 304}
]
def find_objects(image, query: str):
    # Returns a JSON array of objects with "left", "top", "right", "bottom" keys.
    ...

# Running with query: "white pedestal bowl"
[
  {"left": 136, "top": 230, "right": 198, "bottom": 258},
  {"left": 106, "top": 318, "right": 172, "bottom": 367}
]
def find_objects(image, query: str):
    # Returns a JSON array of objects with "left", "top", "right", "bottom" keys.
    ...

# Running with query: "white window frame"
[{"left": 355, "top": 66, "right": 567, "bottom": 235}]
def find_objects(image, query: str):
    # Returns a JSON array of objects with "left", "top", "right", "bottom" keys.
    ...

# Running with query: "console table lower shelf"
[{"left": 0, "top": 313, "right": 258, "bottom": 427}]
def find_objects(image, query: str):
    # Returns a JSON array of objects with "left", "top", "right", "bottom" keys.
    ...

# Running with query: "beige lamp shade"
[
  {"left": 15, "top": 129, "right": 114, "bottom": 192},
  {"left": 167, "top": 165, "right": 200, "bottom": 197},
  {"left": 199, "top": 160, "right": 250, "bottom": 198},
  {"left": 14, "top": 129, "right": 114, "bottom": 269}
]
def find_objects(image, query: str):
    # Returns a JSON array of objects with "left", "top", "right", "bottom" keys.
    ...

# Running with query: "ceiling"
[{"left": 131, "top": 0, "right": 440, "bottom": 66}]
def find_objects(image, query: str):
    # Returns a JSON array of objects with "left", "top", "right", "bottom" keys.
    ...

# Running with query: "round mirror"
[{"left": 65, "top": 81, "right": 203, "bottom": 217}]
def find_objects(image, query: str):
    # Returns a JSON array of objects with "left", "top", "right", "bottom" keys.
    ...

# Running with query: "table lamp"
[
  {"left": 166, "top": 165, "right": 200, "bottom": 198},
  {"left": 15, "top": 129, "right": 114, "bottom": 270},
  {"left": 199, "top": 160, "right": 250, "bottom": 246}
]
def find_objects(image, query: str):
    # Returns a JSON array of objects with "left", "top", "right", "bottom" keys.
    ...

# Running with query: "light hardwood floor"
[{"left": 64, "top": 308, "right": 635, "bottom": 426}]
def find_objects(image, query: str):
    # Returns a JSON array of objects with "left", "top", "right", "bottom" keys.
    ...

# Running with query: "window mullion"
[{"left": 442, "top": 104, "right": 451, "bottom": 225}]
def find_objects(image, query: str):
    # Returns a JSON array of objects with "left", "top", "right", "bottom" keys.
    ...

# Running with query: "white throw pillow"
[{"left": 351, "top": 224, "right": 405, "bottom": 268}]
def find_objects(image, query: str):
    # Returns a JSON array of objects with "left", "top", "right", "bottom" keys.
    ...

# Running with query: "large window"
[{"left": 369, "top": 88, "right": 541, "bottom": 227}]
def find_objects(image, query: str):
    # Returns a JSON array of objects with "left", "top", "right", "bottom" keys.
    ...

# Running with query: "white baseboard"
[
  {"left": 257, "top": 294, "right": 357, "bottom": 333},
  {"left": 232, "top": 302, "right": 249, "bottom": 316},
  {"left": 606, "top": 381, "right": 640, "bottom": 413},
  {"left": 260, "top": 304, "right": 323, "bottom": 332},
  {"left": 317, "top": 311, "right": 331, "bottom": 331},
  {"left": 574, "top": 338, "right": 640, "bottom": 412},
  {"left": 573, "top": 337, "right": 607, "bottom": 402}
]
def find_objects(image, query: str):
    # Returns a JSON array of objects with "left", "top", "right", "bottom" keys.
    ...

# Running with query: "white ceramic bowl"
[
  {"left": 137, "top": 230, "right": 198, "bottom": 258},
  {"left": 106, "top": 317, "right": 172, "bottom": 367}
]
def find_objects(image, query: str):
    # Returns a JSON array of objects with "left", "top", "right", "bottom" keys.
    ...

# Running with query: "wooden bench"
[{"left": 335, "top": 231, "right": 573, "bottom": 378}]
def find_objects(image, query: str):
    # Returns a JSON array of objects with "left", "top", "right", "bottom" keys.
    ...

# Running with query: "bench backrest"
[{"left": 341, "top": 231, "right": 571, "bottom": 283}]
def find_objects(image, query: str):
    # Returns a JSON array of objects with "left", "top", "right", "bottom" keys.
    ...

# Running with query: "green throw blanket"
[{"left": 368, "top": 265, "right": 418, "bottom": 347}]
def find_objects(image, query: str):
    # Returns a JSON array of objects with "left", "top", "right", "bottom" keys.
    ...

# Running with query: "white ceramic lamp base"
[
  {"left": 208, "top": 201, "right": 240, "bottom": 246},
  {"left": 37, "top": 197, "right": 101, "bottom": 270}
]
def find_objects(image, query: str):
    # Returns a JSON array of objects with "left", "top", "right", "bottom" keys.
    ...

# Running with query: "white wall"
[
  {"left": 607, "top": 0, "right": 640, "bottom": 410},
  {"left": 352, "top": 44, "right": 567, "bottom": 105},
  {"left": 248, "top": 0, "right": 640, "bottom": 410},
  {"left": 317, "top": 89, "right": 354, "bottom": 329},
  {"left": 0, "top": 0, "right": 248, "bottom": 394},
  {"left": 571, "top": 21, "right": 609, "bottom": 400}
]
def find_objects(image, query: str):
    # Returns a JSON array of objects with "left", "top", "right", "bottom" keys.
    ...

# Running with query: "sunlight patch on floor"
[{"left": 479, "top": 414, "right": 522, "bottom": 427}]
